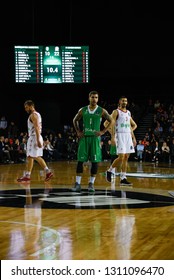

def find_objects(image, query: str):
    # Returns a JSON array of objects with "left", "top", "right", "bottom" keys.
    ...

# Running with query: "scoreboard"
[{"left": 14, "top": 45, "right": 89, "bottom": 83}]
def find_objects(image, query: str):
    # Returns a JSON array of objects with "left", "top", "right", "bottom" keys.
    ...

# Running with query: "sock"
[
  {"left": 25, "top": 172, "right": 31, "bottom": 177},
  {"left": 44, "top": 167, "right": 51, "bottom": 174},
  {"left": 112, "top": 167, "right": 116, "bottom": 174},
  {"left": 108, "top": 166, "right": 115, "bottom": 173},
  {"left": 120, "top": 172, "right": 126, "bottom": 180},
  {"left": 76, "top": 176, "right": 82, "bottom": 184},
  {"left": 89, "top": 176, "right": 95, "bottom": 184}
]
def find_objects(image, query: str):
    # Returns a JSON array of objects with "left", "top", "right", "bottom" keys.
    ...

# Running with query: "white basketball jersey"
[
  {"left": 116, "top": 108, "right": 131, "bottom": 133},
  {"left": 27, "top": 111, "right": 42, "bottom": 137}
]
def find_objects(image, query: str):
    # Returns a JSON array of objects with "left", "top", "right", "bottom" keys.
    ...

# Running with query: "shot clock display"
[{"left": 14, "top": 45, "right": 89, "bottom": 83}]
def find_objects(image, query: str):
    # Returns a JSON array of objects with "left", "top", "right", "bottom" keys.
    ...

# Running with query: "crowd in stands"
[
  {"left": 1, "top": 98, "right": 174, "bottom": 165},
  {"left": 134, "top": 99, "right": 174, "bottom": 163},
  {"left": 0, "top": 123, "right": 79, "bottom": 164}
]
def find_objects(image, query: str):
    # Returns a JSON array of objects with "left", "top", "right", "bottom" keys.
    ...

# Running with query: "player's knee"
[{"left": 76, "top": 161, "right": 83, "bottom": 173}]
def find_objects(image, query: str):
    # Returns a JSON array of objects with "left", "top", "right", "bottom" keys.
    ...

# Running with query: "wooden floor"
[{"left": 1, "top": 160, "right": 174, "bottom": 260}]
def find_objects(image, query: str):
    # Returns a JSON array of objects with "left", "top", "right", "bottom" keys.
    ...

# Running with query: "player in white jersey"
[
  {"left": 17, "top": 100, "right": 53, "bottom": 182},
  {"left": 105, "top": 96, "right": 137, "bottom": 185}
]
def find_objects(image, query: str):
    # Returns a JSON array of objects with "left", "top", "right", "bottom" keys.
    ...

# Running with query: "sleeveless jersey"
[
  {"left": 82, "top": 105, "right": 103, "bottom": 136},
  {"left": 116, "top": 108, "right": 132, "bottom": 133},
  {"left": 115, "top": 108, "right": 135, "bottom": 154},
  {"left": 28, "top": 111, "right": 42, "bottom": 137}
]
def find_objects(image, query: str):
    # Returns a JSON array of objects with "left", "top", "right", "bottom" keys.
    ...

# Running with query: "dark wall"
[{"left": 1, "top": 1, "right": 174, "bottom": 133}]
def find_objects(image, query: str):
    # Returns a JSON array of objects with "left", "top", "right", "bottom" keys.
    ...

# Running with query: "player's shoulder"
[
  {"left": 32, "top": 111, "right": 41, "bottom": 118},
  {"left": 112, "top": 109, "right": 118, "bottom": 115}
]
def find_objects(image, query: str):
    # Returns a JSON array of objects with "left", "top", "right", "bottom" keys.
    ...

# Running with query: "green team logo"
[{"left": 120, "top": 123, "right": 130, "bottom": 128}]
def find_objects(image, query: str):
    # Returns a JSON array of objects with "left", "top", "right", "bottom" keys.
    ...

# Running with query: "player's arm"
[
  {"left": 31, "top": 112, "right": 42, "bottom": 148},
  {"left": 110, "top": 110, "right": 117, "bottom": 144},
  {"left": 130, "top": 117, "right": 137, "bottom": 146},
  {"left": 130, "top": 117, "right": 137, "bottom": 132},
  {"left": 96, "top": 109, "right": 113, "bottom": 137},
  {"left": 73, "top": 108, "right": 83, "bottom": 138},
  {"left": 103, "top": 110, "right": 117, "bottom": 146},
  {"left": 104, "top": 109, "right": 117, "bottom": 134}
]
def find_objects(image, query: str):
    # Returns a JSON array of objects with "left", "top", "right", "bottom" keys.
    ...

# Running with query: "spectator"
[
  {"left": 170, "top": 138, "right": 174, "bottom": 163},
  {"left": 0, "top": 116, "right": 8, "bottom": 137},
  {"left": 161, "top": 141, "right": 170, "bottom": 163},
  {"left": 143, "top": 140, "right": 153, "bottom": 162},
  {"left": 152, "top": 141, "right": 161, "bottom": 163},
  {"left": 135, "top": 140, "right": 144, "bottom": 162},
  {"left": 8, "top": 121, "right": 19, "bottom": 139}
]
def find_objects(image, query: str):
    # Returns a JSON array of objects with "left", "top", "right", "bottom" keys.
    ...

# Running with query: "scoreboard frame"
[{"left": 14, "top": 45, "right": 89, "bottom": 84}]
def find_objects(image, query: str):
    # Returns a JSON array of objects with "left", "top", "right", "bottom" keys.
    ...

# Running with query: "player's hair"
[
  {"left": 24, "top": 100, "right": 35, "bottom": 107},
  {"left": 119, "top": 96, "right": 127, "bottom": 101},
  {"left": 89, "top": 90, "right": 99, "bottom": 97}
]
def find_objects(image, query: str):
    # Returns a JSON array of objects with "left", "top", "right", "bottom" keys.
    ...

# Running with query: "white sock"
[
  {"left": 120, "top": 172, "right": 126, "bottom": 180},
  {"left": 108, "top": 166, "right": 116, "bottom": 173},
  {"left": 89, "top": 176, "right": 95, "bottom": 184},
  {"left": 76, "top": 176, "right": 82, "bottom": 184}
]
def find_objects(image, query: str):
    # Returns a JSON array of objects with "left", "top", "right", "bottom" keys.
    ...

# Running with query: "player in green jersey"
[{"left": 72, "top": 90, "right": 113, "bottom": 193}]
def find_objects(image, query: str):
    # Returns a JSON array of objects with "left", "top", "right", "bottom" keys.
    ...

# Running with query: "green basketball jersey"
[{"left": 82, "top": 105, "right": 103, "bottom": 136}]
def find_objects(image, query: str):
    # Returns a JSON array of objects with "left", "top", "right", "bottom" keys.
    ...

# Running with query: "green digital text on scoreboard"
[{"left": 14, "top": 45, "right": 89, "bottom": 83}]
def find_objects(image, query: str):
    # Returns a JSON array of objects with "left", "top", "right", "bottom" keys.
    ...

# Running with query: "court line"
[
  {"left": 101, "top": 172, "right": 174, "bottom": 179},
  {"left": 0, "top": 220, "right": 61, "bottom": 258}
]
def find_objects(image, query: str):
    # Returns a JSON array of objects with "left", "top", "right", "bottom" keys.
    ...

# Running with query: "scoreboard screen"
[{"left": 14, "top": 45, "right": 89, "bottom": 83}]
